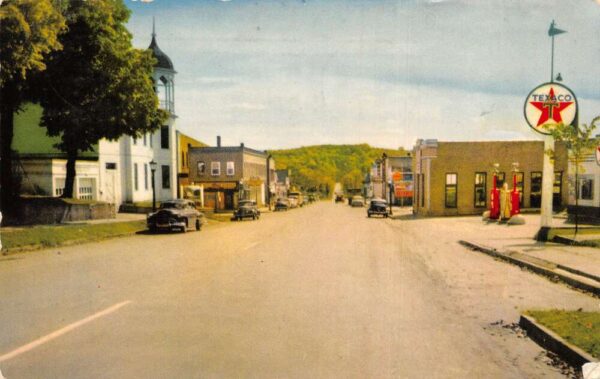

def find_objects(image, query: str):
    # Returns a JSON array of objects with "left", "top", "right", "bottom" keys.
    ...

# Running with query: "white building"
[{"left": 14, "top": 24, "right": 178, "bottom": 210}]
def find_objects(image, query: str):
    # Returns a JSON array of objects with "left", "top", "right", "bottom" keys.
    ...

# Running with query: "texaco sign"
[{"left": 524, "top": 82, "right": 578, "bottom": 135}]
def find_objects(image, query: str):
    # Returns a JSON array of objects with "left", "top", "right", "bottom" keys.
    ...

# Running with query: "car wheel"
[
  {"left": 195, "top": 219, "right": 201, "bottom": 231},
  {"left": 252, "top": 215, "right": 256, "bottom": 220},
  {"left": 368, "top": 214, "right": 371, "bottom": 218},
  {"left": 149, "top": 225, "right": 157, "bottom": 233}
]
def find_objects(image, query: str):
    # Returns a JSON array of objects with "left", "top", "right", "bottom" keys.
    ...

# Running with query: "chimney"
[
  {"left": 240, "top": 142, "right": 244, "bottom": 148},
  {"left": 217, "top": 136, "right": 221, "bottom": 147}
]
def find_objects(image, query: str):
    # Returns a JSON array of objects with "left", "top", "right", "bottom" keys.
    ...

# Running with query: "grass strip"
[
  {"left": 1, "top": 220, "right": 146, "bottom": 253},
  {"left": 525, "top": 310, "right": 600, "bottom": 358}
]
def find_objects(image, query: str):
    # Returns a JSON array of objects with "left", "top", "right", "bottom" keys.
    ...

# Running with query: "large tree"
[
  {"left": 0, "top": 0, "right": 65, "bottom": 215},
  {"left": 37, "top": 0, "right": 167, "bottom": 198}
]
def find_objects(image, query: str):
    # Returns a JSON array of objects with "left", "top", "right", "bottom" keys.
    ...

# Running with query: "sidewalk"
[{"left": 460, "top": 214, "right": 600, "bottom": 295}]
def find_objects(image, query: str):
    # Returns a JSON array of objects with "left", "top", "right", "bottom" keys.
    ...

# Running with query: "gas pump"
[{"left": 489, "top": 173, "right": 500, "bottom": 220}]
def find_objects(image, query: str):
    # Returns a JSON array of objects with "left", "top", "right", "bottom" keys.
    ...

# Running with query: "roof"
[
  {"left": 189, "top": 145, "right": 268, "bottom": 158},
  {"left": 148, "top": 23, "right": 174, "bottom": 71}
]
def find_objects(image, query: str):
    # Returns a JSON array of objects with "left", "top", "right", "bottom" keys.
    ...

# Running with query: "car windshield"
[
  {"left": 239, "top": 201, "right": 254, "bottom": 207},
  {"left": 160, "top": 202, "right": 182, "bottom": 209},
  {"left": 372, "top": 201, "right": 386, "bottom": 206}
]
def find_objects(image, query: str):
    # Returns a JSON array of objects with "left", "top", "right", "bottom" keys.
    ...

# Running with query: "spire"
[{"left": 152, "top": 16, "right": 156, "bottom": 38}]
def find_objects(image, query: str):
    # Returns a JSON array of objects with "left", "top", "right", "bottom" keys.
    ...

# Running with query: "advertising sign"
[{"left": 523, "top": 82, "right": 578, "bottom": 135}]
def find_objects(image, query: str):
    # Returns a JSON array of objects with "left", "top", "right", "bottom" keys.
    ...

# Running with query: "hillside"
[{"left": 271, "top": 144, "right": 408, "bottom": 193}]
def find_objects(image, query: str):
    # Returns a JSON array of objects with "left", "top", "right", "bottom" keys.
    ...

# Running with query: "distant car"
[
  {"left": 288, "top": 196, "right": 299, "bottom": 208},
  {"left": 351, "top": 195, "right": 365, "bottom": 207},
  {"left": 147, "top": 199, "right": 203, "bottom": 233},
  {"left": 335, "top": 194, "right": 344, "bottom": 203},
  {"left": 368, "top": 198, "right": 389, "bottom": 218},
  {"left": 234, "top": 200, "right": 260, "bottom": 221},
  {"left": 275, "top": 198, "right": 290, "bottom": 211}
]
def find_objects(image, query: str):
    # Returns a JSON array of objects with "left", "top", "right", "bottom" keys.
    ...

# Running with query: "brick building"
[
  {"left": 188, "top": 139, "right": 275, "bottom": 210},
  {"left": 412, "top": 139, "right": 568, "bottom": 216}
]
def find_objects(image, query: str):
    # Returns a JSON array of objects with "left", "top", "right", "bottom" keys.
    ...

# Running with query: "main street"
[{"left": 0, "top": 202, "right": 597, "bottom": 378}]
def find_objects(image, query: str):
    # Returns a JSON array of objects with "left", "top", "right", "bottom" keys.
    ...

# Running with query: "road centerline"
[{"left": 0, "top": 300, "right": 132, "bottom": 363}]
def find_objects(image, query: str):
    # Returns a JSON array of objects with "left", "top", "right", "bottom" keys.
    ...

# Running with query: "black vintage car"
[
  {"left": 234, "top": 200, "right": 261, "bottom": 220},
  {"left": 147, "top": 199, "right": 203, "bottom": 233},
  {"left": 367, "top": 198, "right": 389, "bottom": 218},
  {"left": 274, "top": 198, "right": 290, "bottom": 211}
]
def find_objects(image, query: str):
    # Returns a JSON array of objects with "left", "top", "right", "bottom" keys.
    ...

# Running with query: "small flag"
[{"left": 548, "top": 20, "right": 566, "bottom": 36}]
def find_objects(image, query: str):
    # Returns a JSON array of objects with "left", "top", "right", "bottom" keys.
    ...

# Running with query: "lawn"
[
  {"left": 1, "top": 220, "right": 146, "bottom": 254},
  {"left": 525, "top": 310, "right": 600, "bottom": 358}
]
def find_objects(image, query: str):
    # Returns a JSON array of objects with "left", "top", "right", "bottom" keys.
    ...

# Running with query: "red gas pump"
[
  {"left": 489, "top": 173, "right": 500, "bottom": 219},
  {"left": 510, "top": 173, "right": 520, "bottom": 216}
]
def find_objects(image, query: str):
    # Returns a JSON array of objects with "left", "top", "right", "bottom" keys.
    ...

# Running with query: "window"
[
  {"left": 445, "top": 173, "right": 457, "bottom": 208},
  {"left": 211, "top": 161, "right": 220, "bottom": 176},
  {"left": 181, "top": 151, "right": 185, "bottom": 168},
  {"left": 161, "top": 126, "right": 169, "bottom": 149},
  {"left": 162, "top": 165, "right": 170, "bottom": 189},
  {"left": 134, "top": 163, "right": 139, "bottom": 191},
  {"left": 578, "top": 177, "right": 594, "bottom": 200},
  {"left": 149, "top": 132, "right": 153, "bottom": 148},
  {"left": 530, "top": 172, "right": 542, "bottom": 208},
  {"left": 553, "top": 171, "right": 562, "bottom": 206},
  {"left": 105, "top": 162, "right": 117, "bottom": 170},
  {"left": 474, "top": 172, "right": 486, "bottom": 208},
  {"left": 143, "top": 134, "right": 147, "bottom": 146},
  {"left": 227, "top": 161, "right": 235, "bottom": 176},
  {"left": 496, "top": 172, "right": 506, "bottom": 188},
  {"left": 55, "top": 178, "right": 65, "bottom": 197},
  {"left": 144, "top": 163, "right": 148, "bottom": 190},
  {"left": 132, "top": 137, "right": 137, "bottom": 145},
  {"left": 197, "top": 161, "right": 206, "bottom": 176}
]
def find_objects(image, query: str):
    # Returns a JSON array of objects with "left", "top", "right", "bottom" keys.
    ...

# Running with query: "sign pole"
[{"left": 540, "top": 135, "right": 555, "bottom": 229}]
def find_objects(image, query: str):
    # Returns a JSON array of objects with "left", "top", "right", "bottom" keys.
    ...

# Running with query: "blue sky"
[{"left": 125, "top": 0, "right": 600, "bottom": 150}]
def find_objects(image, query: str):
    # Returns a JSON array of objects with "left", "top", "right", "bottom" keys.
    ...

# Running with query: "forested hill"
[{"left": 271, "top": 144, "right": 408, "bottom": 193}]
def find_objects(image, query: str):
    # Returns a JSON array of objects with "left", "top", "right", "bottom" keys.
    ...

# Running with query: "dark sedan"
[
  {"left": 234, "top": 200, "right": 261, "bottom": 220},
  {"left": 147, "top": 199, "right": 203, "bottom": 233},
  {"left": 367, "top": 198, "right": 389, "bottom": 218}
]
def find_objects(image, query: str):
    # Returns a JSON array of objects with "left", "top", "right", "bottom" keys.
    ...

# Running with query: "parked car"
[
  {"left": 234, "top": 200, "right": 260, "bottom": 220},
  {"left": 288, "top": 196, "right": 299, "bottom": 208},
  {"left": 351, "top": 195, "right": 365, "bottom": 207},
  {"left": 288, "top": 191, "right": 304, "bottom": 207},
  {"left": 147, "top": 199, "right": 203, "bottom": 233},
  {"left": 275, "top": 198, "right": 290, "bottom": 211},
  {"left": 368, "top": 198, "right": 389, "bottom": 218}
]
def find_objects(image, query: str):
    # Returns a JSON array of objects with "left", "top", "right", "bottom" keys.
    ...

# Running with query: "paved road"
[{"left": 0, "top": 202, "right": 597, "bottom": 378}]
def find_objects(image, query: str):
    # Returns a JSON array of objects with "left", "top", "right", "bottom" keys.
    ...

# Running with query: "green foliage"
[
  {"left": 543, "top": 118, "right": 599, "bottom": 171},
  {"left": 0, "top": 0, "right": 65, "bottom": 86},
  {"left": 37, "top": 0, "right": 167, "bottom": 155},
  {"left": 272, "top": 144, "right": 408, "bottom": 191}
]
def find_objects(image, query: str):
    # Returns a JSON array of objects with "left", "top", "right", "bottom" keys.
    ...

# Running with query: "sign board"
[{"left": 524, "top": 82, "right": 577, "bottom": 135}]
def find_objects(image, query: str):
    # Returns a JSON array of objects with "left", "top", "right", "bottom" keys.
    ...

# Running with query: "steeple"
[{"left": 148, "top": 18, "right": 174, "bottom": 71}]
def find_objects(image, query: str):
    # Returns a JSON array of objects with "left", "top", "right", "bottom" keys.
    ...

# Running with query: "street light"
[
  {"left": 266, "top": 152, "right": 273, "bottom": 210},
  {"left": 149, "top": 160, "right": 157, "bottom": 212}
]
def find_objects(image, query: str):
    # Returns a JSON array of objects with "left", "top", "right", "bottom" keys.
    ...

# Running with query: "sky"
[{"left": 124, "top": 0, "right": 600, "bottom": 150}]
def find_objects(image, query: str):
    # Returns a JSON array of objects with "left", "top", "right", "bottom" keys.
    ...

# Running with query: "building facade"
[
  {"left": 412, "top": 139, "right": 568, "bottom": 216},
  {"left": 12, "top": 24, "right": 179, "bottom": 210},
  {"left": 188, "top": 141, "right": 276, "bottom": 210},
  {"left": 567, "top": 151, "right": 600, "bottom": 223}
]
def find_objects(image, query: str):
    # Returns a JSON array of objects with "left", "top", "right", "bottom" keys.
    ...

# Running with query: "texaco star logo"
[{"left": 524, "top": 82, "right": 577, "bottom": 135}]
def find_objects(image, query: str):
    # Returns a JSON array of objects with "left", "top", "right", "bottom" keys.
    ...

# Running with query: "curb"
[
  {"left": 458, "top": 240, "right": 600, "bottom": 297},
  {"left": 519, "top": 314, "right": 597, "bottom": 368}
]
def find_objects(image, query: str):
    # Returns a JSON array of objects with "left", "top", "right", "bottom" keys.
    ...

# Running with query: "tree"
[
  {"left": 545, "top": 117, "right": 599, "bottom": 236},
  {"left": 0, "top": 0, "right": 65, "bottom": 215},
  {"left": 36, "top": 0, "right": 167, "bottom": 198}
]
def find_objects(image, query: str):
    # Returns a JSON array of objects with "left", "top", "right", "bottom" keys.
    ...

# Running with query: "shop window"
[
  {"left": 474, "top": 172, "right": 486, "bottom": 208},
  {"left": 162, "top": 165, "right": 170, "bottom": 189},
  {"left": 445, "top": 173, "right": 457, "bottom": 208},
  {"left": 578, "top": 177, "right": 594, "bottom": 200},
  {"left": 553, "top": 171, "right": 562, "bottom": 207}
]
